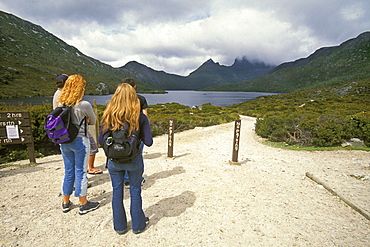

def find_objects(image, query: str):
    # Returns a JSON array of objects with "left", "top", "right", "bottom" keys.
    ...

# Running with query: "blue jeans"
[
  {"left": 60, "top": 136, "right": 90, "bottom": 197},
  {"left": 108, "top": 151, "right": 146, "bottom": 233}
]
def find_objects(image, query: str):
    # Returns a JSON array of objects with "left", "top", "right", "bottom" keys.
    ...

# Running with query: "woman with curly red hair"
[{"left": 58, "top": 74, "right": 100, "bottom": 215}]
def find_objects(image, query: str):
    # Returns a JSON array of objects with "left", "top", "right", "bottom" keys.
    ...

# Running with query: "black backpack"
[
  {"left": 102, "top": 124, "right": 141, "bottom": 164},
  {"left": 45, "top": 105, "right": 86, "bottom": 144}
]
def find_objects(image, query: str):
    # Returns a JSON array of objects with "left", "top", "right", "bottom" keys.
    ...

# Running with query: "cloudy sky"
[{"left": 1, "top": 0, "right": 369, "bottom": 75}]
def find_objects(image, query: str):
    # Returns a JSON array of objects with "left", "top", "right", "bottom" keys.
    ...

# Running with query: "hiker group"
[{"left": 48, "top": 74, "right": 153, "bottom": 235}]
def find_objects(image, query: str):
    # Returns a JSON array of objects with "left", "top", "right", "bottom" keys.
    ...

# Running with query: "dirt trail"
[{"left": 1, "top": 116, "right": 369, "bottom": 246}]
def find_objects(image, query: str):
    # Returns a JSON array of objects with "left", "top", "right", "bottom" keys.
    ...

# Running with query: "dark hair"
[
  {"left": 55, "top": 74, "right": 69, "bottom": 89},
  {"left": 122, "top": 77, "right": 136, "bottom": 87}
]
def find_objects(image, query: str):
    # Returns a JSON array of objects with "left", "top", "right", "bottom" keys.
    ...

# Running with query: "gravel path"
[{"left": 1, "top": 116, "right": 369, "bottom": 246}]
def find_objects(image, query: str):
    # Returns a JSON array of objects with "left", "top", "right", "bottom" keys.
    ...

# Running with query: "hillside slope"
[
  {"left": 119, "top": 61, "right": 188, "bottom": 90},
  {"left": 207, "top": 31, "right": 370, "bottom": 93},
  {"left": 0, "top": 11, "right": 158, "bottom": 98},
  {"left": 2, "top": 10, "right": 368, "bottom": 98},
  {"left": 0, "top": 10, "right": 275, "bottom": 97}
]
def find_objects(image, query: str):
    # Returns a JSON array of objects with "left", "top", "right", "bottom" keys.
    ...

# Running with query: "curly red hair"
[{"left": 58, "top": 74, "right": 86, "bottom": 106}]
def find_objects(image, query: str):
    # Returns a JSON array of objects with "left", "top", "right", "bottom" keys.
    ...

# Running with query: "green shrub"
[
  {"left": 312, "top": 117, "right": 346, "bottom": 147},
  {"left": 0, "top": 102, "right": 239, "bottom": 163},
  {"left": 255, "top": 113, "right": 289, "bottom": 142},
  {"left": 346, "top": 112, "right": 370, "bottom": 146},
  {"left": 295, "top": 118, "right": 317, "bottom": 146},
  {"left": 1, "top": 81, "right": 369, "bottom": 163},
  {"left": 255, "top": 112, "right": 369, "bottom": 148}
]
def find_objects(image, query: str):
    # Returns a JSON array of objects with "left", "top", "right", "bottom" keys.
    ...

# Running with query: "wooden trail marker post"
[
  {"left": 168, "top": 118, "right": 175, "bottom": 158},
  {"left": 229, "top": 119, "right": 241, "bottom": 165},
  {"left": 0, "top": 111, "right": 35, "bottom": 163},
  {"left": 92, "top": 99, "right": 99, "bottom": 141}
]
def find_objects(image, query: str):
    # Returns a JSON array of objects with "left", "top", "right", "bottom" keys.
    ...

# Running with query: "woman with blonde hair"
[
  {"left": 58, "top": 74, "right": 100, "bottom": 215},
  {"left": 99, "top": 83, "right": 153, "bottom": 234}
]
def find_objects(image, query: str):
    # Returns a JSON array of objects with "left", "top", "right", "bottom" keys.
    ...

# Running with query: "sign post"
[
  {"left": 168, "top": 118, "right": 175, "bottom": 158},
  {"left": 93, "top": 99, "right": 99, "bottom": 141},
  {"left": 229, "top": 119, "right": 241, "bottom": 165},
  {"left": 0, "top": 111, "right": 35, "bottom": 163}
]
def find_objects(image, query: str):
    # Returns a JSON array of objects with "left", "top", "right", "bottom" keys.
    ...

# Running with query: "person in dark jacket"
[
  {"left": 98, "top": 83, "right": 153, "bottom": 235},
  {"left": 121, "top": 77, "right": 148, "bottom": 186}
]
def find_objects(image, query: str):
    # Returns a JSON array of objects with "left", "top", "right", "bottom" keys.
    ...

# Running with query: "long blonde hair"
[
  {"left": 58, "top": 74, "right": 86, "bottom": 106},
  {"left": 101, "top": 83, "right": 140, "bottom": 134}
]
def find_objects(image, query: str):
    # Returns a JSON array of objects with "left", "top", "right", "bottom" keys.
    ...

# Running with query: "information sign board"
[{"left": 0, "top": 111, "right": 35, "bottom": 163}]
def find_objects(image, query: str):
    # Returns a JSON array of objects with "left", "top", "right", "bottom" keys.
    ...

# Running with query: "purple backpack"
[{"left": 45, "top": 105, "right": 86, "bottom": 144}]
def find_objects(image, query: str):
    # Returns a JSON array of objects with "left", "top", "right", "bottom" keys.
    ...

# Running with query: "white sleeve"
[{"left": 52, "top": 90, "right": 61, "bottom": 109}]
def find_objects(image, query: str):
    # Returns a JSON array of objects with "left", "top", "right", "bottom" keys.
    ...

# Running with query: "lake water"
[{"left": 0, "top": 91, "right": 279, "bottom": 107}]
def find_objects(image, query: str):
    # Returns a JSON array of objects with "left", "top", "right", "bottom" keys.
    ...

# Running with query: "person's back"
[
  {"left": 99, "top": 83, "right": 153, "bottom": 234},
  {"left": 121, "top": 77, "right": 149, "bottom": 185},
  {"left": 58, "top": 74, "right": 100, "bottom": 215}
]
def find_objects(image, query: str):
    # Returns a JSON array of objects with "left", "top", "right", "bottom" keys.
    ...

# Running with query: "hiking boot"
[
  {"left": 62, "top": 201, "right": 72, "bottom": 213},
  {"left": 79, "top": 201, "right": 100, "bottom": 215}
]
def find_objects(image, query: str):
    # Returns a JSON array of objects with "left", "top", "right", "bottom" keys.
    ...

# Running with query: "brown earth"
[{"left": 1, "top": 116, "right": 369, "bottom": 246}]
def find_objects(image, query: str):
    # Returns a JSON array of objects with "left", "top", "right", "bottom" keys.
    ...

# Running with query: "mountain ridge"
[
  {"left": 1, "top": 10, "right": 369, "bottom": 99},
  {"left": 0, "top": 10, "right": 274, "bottom": 98},
  {"left": 206, "top": 31, "right": 370, "bottom": 92},
  {"left": 119, "top": 56, "right": 275, "bottom": 90}
]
